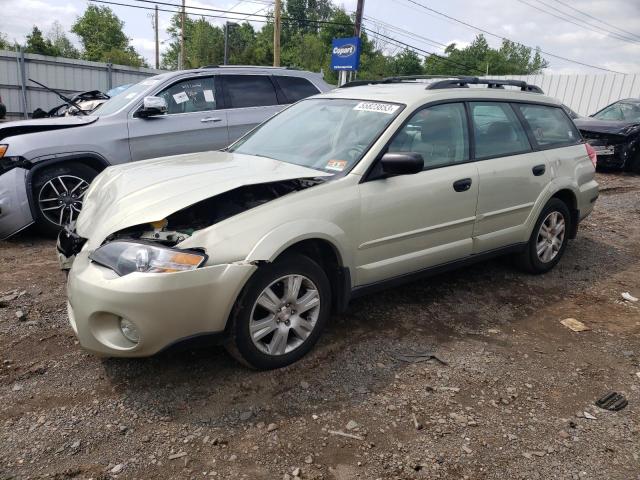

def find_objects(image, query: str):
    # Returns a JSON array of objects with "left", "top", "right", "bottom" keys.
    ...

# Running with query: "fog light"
[{"left": 119, "top": 318, "right": 140, "bottom": 343}]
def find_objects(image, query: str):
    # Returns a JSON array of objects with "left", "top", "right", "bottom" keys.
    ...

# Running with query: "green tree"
[
  {"left": 392, "top": 49, "right": 423, "bottom": 75},
  {"left": 72, "top": 5, "right": 144, "bottom": 67},
  {"left": 162, "top": 15, "right": 224, "bottom": 69},
  {"left": 47, "top": 21, "right": 80, "bottom": 59},
  {"left": 424, "top": 34, "right": 548, "bottom": 75},
  {"left": 25, "top": 26, "right": 60, "bottom": 56},
  {"left": 0, "top": 32, "right": 11, "bottom": 50}
]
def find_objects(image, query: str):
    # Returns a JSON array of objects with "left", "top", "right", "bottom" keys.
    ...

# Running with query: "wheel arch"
[
  {"left": 245, "top": 222, "right": 353, "bottom": 313},
  {"left": 550, "top": 188, "right": 579, "bottom": 239},
  {"left": 25, "top": 153, "right": 109, "bottom": 219}
]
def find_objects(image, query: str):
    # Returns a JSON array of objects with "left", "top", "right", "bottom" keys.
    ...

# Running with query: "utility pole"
[
  {"left": 273, "top": 0, "right": 281, "bottom": 67},
  {"left": 180, "top": 0, "right": 185, "bottom": 69},
  {"left": 352, "top": 0, "right": 365, "bottom": 83},
  {"left": 354, "top": 0, "right": 365, "bottom": 38},
  {"left": 154, "top": 4, "right": 159, "bottom": 69},
  {"left": 224, "top": 22, "right": 237, "bottom": 65}
]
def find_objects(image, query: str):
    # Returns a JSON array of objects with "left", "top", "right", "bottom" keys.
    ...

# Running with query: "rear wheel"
[
  {"left": 32, "top": 163, "right": 98, "bottom": 237},
  {"left": 226, "top": 253, "right": 331, "bottom": 370},
  {"left": 516, "top": 198, "right": 571, "bottom": 274}
]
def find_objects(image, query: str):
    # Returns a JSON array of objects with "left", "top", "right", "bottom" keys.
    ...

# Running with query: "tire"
[
  {"left": 515, "top": 198, "right": 571, "bottom": 274},
  {"left": 32, "top": 162, "right": 98, "bottom": 237},
  {"left": 226, "top": 253, "right": 332, "bottom": 370}
]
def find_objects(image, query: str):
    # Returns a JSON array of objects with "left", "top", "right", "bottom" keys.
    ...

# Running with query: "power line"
[
  {"left": 126, "top": 0, "right": 352, "bottom": 26},
  {"left": 515, "top": 0, "right": 640, "bottom": 45},
  {"left": 364, "top": 14, "right": 448, "bottom": 50},
  {"left": 90, "top": 0, "right": 352, "bottom": 27},
  {"left": 550, "top": 0, "right": 640, "bottom": 41},
  {"left": 400, "top": 0, "right": 626, "bottom": 74},
  {"left": 362, "top": 27, "right": 483, "bottom": 75}
]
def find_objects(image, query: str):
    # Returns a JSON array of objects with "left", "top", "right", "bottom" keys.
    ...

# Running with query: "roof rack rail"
[
  {"left": 426, "top": 77, "right": 544, "bottom": 93},
  {"left": 340, "top": 75, "right": 544, "bottom": 94},
  {"left": 340, "top": 75, "right": 470, "bottom": 88},
  {"left": 198, "top": 64, "right": 292, "bottom": 69}
]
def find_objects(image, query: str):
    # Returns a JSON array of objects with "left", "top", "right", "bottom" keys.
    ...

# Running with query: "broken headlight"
[{"left": 89, "top": 241, "right": 207, "bottom": 276}]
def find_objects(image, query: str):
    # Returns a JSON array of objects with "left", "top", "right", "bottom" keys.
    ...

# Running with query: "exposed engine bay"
[{"left": 104, "top": 178, "right": 323, "bottom": 246}]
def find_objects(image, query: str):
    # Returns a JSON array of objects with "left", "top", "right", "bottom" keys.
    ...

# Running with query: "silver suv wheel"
[
  {"left": 249, "top": 274, "right": 320, "bottom": 356},
  {"left": 38, "top": 175, "right": 89, "bottom": 226},
  {"left": 536, "top": 211, "right": 566, "bottom": 263}
]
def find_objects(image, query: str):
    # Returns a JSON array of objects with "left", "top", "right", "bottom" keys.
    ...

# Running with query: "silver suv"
[
  {"left": 59, "top": 77, "right": 599, "bottom": 369},
  {"left": 0, "top": 66, "right": 330, "bottom": 238}
]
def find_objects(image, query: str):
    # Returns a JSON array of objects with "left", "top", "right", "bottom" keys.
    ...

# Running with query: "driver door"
[
  {"left": 128, "top": 75, "right": 229, "bottom": 161},
  {"left": 355, "top": 102, "right": 479, "bottom": 286}
]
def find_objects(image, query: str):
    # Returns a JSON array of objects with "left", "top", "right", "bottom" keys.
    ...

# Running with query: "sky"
[{"left": 1, "top": 0, "right": 639, "bottom": 74}]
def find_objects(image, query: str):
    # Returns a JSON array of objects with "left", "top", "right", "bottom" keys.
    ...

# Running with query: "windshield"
[
  {"left": 593, "top": 101, "right": 640, "bottom": 122},
  {"left": 91, "top": 76, "right": 162, "bottom": 116},
  {"left": 228, "top": 98, "right": 403, "bottom": 173}
]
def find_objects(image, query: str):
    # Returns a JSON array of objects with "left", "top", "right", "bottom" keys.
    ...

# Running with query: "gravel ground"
[{"left": 1, "top": 172, "right": 639, "bottom": 480}]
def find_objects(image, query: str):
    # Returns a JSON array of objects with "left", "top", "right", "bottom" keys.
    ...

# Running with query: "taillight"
[{"left": 585, "top": 143, "right": 597, "bottom": 168}]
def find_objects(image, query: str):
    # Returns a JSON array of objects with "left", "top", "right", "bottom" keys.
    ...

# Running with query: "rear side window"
[
  {"left": 274, "top": 76, "right": 320, "bottom": 103},
  {"left": 470, "top": 102, "right": 531, "bottom": 159},
  {"left": 388, "top": 102, "right": 469, "bottom": 170},
  {"left": 516, "top": 104, "right": 580, "bottom": 147},
  {"left": 222, "top": 75, "right": 278, "bottom": 108}
]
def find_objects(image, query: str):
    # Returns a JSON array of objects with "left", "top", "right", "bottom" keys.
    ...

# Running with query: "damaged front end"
[{"left": 57, "top": 177, "right": 324, "bottom": 271}]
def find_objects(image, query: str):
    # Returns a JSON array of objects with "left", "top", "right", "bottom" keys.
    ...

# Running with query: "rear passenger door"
[
  {"left": 471, "top": 102, "right": 550, "bottom": 252},
  {"left": 220, "top": 75, "right": 284, "bottom": 142}
]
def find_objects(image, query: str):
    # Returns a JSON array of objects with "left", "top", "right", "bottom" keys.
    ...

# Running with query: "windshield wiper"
[{"left": 29, "top": 78, "right": 88, "bottom": 116}]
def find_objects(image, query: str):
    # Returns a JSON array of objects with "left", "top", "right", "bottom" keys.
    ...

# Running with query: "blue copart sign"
[{"left": 331, "top": 37, "right": 361, "bottom": 71}]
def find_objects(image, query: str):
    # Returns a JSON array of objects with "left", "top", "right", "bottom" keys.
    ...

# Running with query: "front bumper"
[
  {"left": 0, "top": 168, "right": 34, "bottom": 239},
  {"left": 66, "top": 250, "right": 256, "bottom": 357}
]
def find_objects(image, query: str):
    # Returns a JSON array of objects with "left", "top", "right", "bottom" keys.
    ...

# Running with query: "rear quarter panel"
[{"left": 524, "top": 143, "right": 597, "bottom": 239}]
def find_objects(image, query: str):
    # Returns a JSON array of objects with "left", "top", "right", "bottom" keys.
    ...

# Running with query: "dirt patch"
[{"left": 1, "top": 172, "right": 639, "bottom": 479}]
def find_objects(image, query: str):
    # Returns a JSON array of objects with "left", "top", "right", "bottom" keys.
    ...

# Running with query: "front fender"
[{"left": 245, "top": 219, "right": 351, "bottom": 268}]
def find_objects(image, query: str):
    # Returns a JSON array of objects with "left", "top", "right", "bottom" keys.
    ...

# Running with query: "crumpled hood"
[
  {"left": 76, "top": 150, "right": 331, "bottom": 247},
  {"left": 574, "top": 117, "right": 640, "bottom": 136},
  {"left": 0, "top": 116, "right": 98, "bottom": 141}
]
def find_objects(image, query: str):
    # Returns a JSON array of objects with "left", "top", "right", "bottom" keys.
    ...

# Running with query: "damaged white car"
[{"left": 59, "top": 78, "right": 598, "bottom": 369}]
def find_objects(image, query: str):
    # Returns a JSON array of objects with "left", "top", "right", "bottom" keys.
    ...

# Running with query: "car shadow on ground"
[{"left": 98, "top": 232, "right": 628, "bottom": 427}]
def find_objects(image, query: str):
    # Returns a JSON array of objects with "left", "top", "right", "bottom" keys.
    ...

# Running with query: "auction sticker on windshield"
[
  {"left": 326, "top": 159, "right": 347, "bottom": 171},
  {"left": 353, "top": 102, "right": 400, "bottom": 114}
]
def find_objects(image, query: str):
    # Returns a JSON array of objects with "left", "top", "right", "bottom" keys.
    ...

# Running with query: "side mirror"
[
  {"left": 135, "top": 96, "right": 167, "bottom": 118},
  {"left": 380, "top": 152, "right": 423, "bottom": 176}
]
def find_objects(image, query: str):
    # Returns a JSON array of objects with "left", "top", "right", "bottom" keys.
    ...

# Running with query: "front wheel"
[
  {"left": 226, "top": 253, "right": 331, "bottom": 370},
  {"left": 32, "top": 163, "right": 98, "bottom": 237},
  {"left": 516, "top": 198, "right": 571, "bottom": 274}
]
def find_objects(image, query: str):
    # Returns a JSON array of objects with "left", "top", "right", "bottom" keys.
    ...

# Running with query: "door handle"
[
  {"left": 532, "top": 164, "right": 546, "bottom": 176},
  {"left": 201, "top": 117, "right": 222, "bottom": 123},
  {"left": 453, "top": 178, "right": 472, "bottom": 192}
]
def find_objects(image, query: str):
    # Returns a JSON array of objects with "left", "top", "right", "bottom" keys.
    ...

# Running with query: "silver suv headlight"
[{"left": 89, "top": 241, "right": 207, "bottom": 276}]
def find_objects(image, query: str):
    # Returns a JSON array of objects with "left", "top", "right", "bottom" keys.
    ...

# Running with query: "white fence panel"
[
  {"left": 486, "top": 73, "right": 640, "bottom": 116},
  {"left": 0, "top": 50, "right": 164, "bottom": 120}
]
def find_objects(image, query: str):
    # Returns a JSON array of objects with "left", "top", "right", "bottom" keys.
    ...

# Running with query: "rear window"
[
  {"left": 274, "top": 76, "right": 320, "bottom": 103},
  {"left": 222, "top": 75, "right": 278, "bottom": 108},
  {"left": 516, "top": 104, "right": 580, "bottom": 147},
  {"left": 470, "top": 102, "right": 531, "bottom": 159}
]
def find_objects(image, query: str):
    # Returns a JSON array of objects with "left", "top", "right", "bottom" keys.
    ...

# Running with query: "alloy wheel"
[
  {"left": 536, "top": 211, "right": 565, "bottom": 263},
  {"left": 249, "top": 274, "right": 321, "bottom": 356},
  {"left": 38, "top": 175, "right": 89, "bottom": 226}
]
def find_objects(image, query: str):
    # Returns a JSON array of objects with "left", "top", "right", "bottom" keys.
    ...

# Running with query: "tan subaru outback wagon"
[{"left": 58, "top": 76, "right": 599, "bottom": 369}]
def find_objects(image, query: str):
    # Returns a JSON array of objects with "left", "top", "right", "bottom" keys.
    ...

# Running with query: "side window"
[
  {"left": 157, "top": 77, "right": 216, "bottom": 115},
  {"left": 222, "top": 75, "right": 278, "bottom": 108},
  {"left": 516, "top": 104, "right": 580, "bottom": 147},
  {"left": 388, "top": 102, "right": 469, "bottom": 170},
  {"left": 470, "top": 102, "right": 531, "bottom": 159},
  {"left": 273, "top": 76, "right": 320, "bottom": 103}
]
